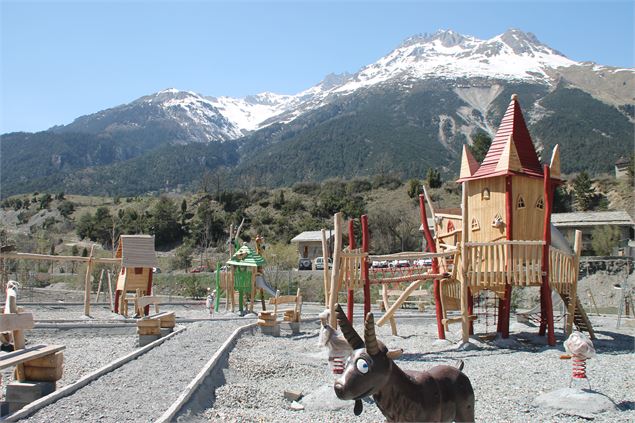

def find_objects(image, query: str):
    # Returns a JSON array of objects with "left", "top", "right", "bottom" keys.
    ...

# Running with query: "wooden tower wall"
[
  {"left": 116, "top": 267, "right": 151, "bottom": 292},
  {"left": 511, "top": 175, "right": 544, "bottom": 241},
  {"left": 466, "top": 176, "right": 506, "bottom": 243}
]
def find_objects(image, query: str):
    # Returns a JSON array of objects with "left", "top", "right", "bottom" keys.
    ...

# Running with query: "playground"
[{"left": 0, "top": 94, "right": 632, "bottom": 422}]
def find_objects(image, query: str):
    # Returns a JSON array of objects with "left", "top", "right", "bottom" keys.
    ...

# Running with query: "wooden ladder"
[{"left": 561, "top": 293, "right": 595, "bottom": 340}]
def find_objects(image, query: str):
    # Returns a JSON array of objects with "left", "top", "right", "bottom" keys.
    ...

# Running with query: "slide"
[
  {"left": 255, "top": 274, "right": 277, "bottom": 297},
  {"left": 550, "top": 224, "right": 573, "bottom": 254}
]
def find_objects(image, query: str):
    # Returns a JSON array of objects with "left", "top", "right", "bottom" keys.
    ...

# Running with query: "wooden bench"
[
  {"left": 0, "top": 305, "right": 65, "bottom": 415},
  {"left": 257, "top": 289, "right": 302, "bottom": 334},
  {"left": 136, "top": 311, "right": 176, "bottom": 335},
  {"left": 122, "top": 289, "right": 161, "bottom": 317}
]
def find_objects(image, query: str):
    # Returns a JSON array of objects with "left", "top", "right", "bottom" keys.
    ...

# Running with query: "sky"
[{"left": 1, "top": 0, "right": 633, "bottom": 133}]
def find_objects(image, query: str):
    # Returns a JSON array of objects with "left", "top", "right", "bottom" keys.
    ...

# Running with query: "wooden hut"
[{"left": 114, "top": 235, "right": 158, "bottom": 316}]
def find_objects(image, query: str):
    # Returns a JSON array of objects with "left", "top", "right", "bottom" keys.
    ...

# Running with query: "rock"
[
  {"left": 534, "top": 387, "right": 618, "bottom": 418},
  {"left": 290, "top": 401, "right": 304, "bottom": 411},
  {"left": 284, "top": 389, "right": 303, "bottom": 401}
]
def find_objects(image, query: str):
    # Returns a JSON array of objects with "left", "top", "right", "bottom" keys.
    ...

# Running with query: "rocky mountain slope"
[{"left": 1, "top": 29, "right": 632, "bottom": 197}]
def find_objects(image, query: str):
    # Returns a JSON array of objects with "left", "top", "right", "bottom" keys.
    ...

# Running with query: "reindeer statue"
[{"left": 332, "top": 304, "right": 475, "bottom": 422}]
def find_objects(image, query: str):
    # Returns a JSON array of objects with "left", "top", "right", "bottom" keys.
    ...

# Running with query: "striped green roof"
[{"left": 227, "top": 244, "right": 266, "bottom": 267}]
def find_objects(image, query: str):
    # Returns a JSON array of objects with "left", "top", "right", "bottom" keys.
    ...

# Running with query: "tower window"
[
  {"left": 471, "top": 218, "right": 480, "bottom": 231},
  {"left": 482, "top": 188, "right": 490, "bottom": 200},
  {"left": 517, "top": 195, "right": 526, "bottom": 209},
  {"left": 535, "top": 197, "right": 544, "bottom": 210}
]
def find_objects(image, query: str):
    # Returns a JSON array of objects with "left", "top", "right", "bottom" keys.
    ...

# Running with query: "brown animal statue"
[{"left": 332, "top": 304, "right": 475, "bottom": 422}]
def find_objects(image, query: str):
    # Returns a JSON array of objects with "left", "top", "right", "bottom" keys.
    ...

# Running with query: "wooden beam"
[
  {"left": 347, "top": 219, "right": 356, "bottom": 323},
  {"left": 328, "top": 213, "right": 343, "bottom": 328},
  {"left": 361, "top": 215, "right": 371, "bottom": 317},
  {"left": 84, "top": 245, "right": 94, "bottom": 317},
  {"left": 460, "top": 182, "right": 470, "bottom": 344},
  {"left": 0, "top": 345, "right": 65, "bottom": 370},
  {"left": 321, "top": 229, "right": 331, "bottom": 307},
  {"left": 566, "top": 230, "right": 583, "bottom": 335},
  {"left": 0, "top": 252, "right": 119, "bottom": 264},
  {"left": 376, "top": 279, "right": 423, "bottom": 326}
]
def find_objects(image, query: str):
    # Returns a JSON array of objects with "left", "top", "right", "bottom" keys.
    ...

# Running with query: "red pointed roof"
[{"left": 458, "top": 95, "right": 543, "bottom": 182}]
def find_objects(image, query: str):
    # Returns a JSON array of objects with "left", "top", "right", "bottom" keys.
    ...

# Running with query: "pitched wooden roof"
[
  {"left": 458, "top": 94, "right": 543, "bottom": 182},
  {"left": 115, "top": 235, "right": 158, "bottom": 268}
]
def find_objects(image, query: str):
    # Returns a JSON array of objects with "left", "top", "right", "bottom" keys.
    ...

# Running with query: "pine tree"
[
  {"left": 426, "top": 168, "right": 442, "bottom": 189},
  {"left": 470, "top": 132, "right": 492, "bottom": 163},
  {"left": 572, "top": 171, "right": 594, "bottom": 211}
]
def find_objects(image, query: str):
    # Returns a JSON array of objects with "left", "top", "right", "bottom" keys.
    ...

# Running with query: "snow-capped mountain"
[
  {"left": 208, "top": 28, "right": 631, "bottom": 133},
  {"left": 54, "top": 88, "right": 244, "bottom": 143}
]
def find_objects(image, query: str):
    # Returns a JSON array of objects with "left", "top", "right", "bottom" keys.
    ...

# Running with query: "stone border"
[
  {"left": 3, "top": 326, "right": 187, "bottom": 421},
  {"left": 155, "top": 322, "right": 257, "bottom": 423}
]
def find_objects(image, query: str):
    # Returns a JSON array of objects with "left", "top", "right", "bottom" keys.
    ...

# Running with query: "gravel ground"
[
  {"left": 198, "top": 314, "right": 634, "bottom": 423},
  {"left": 20, "top": 320, "right": 246, "bottom": 423}
]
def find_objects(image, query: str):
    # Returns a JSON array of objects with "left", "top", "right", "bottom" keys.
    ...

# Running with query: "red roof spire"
[{"left": 458, "top": 94, "right": 543, "bottom": 181}]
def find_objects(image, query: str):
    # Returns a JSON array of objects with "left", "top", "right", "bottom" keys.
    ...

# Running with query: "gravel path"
[
  {"left": 20, "top": 320, "right": 245, "bottom": 422},
  {"left": 198, "top": 315, "right": 635, "bottom": 423}
]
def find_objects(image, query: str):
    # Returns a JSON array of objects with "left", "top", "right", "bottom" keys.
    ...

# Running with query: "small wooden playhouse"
[{"left": 114, "top": 235, "right": 158, "bottom": 316}]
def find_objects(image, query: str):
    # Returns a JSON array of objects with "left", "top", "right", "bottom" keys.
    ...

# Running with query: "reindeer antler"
[
  {"left": 335, "top": 304, "right": 364, "bottom": 350},
  {"left": 364, "top": 313, "right": 380, "bottom": 355}
]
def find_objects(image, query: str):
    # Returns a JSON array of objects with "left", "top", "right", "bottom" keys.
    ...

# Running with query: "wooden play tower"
[{"left": 325, "top": 94, "right": 593, "bottom": 347}]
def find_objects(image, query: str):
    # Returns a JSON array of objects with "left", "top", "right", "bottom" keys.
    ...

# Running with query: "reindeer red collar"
[{"left": 332, "top": 304, "right": 475, "bottom": 422}]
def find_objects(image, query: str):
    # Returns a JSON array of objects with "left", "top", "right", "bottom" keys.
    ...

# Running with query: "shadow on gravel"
[
  {"left": 398, "top": 349, "right": 517, "bottom": 363},
  {"left": 589, "top": 331, "right": 635, "bottom": 354},
  {"left": 617, "top": 400, "right": 635, "bottom": 411}
]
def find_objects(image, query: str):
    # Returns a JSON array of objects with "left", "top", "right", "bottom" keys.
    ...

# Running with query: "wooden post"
[
  {"left": 107, "top": 270, "right": 114, "bottom": 311},
  {"left": 145, "top": 267, "right": 153, "bottom": 316},
  {"left": 321, "top": 229, "right": 331, "bottom": 307},
  {"left": 541, "top": 165, "right": 556, "bottom": 346},
  {"left": 347, "top": 219, "right": 356, "bottom": 323},
  {"left": 95, "top": 269, "right": 104, "bottom": 303},
  {"left": 566, "top": 230, "right": 583, "bottom": 335},
  {"left": 381, "top": 284, "right": 398, "bottom": 335},
  {"left": 361, "top": 215, "right": 371, "bottom": 317},
  {"left": 419, "top": 193, "right": 445, "bottom": 340},
  {"left": 460, "top": 182, "right": 471, "bottom": 344},
  {"left": 8, "top": 294, "right": 26, "bottom": 381},
  {"left": 499, "top": 176, "right": 514, "bottom": 338},
  {"left": 329, "top": 213, "right": 343, "bottom": 328},
  {"left": 83, "top": 246, "right": 94, "bottom": 317}
]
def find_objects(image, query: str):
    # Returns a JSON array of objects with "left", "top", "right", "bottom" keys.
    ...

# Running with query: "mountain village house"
[{"left": 291, "top": 231, "right": 334, "bottom": 261}]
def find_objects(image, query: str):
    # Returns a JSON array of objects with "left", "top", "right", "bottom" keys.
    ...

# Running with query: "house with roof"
[
  {"left": 552, "top": 211, "right": 635, "bottom": 255},
  {"left": 290, "top": 230, "right": 334, "bottom": 261}
]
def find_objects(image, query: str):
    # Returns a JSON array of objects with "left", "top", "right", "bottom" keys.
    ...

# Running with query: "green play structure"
[{"left": 215, "top": 244, "right": 275, "bottom": 313}]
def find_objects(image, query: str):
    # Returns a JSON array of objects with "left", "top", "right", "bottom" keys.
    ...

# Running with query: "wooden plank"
[
  {"left": 137, "top": 296, "right": 161, "bottom": 309},
  {"left": 0, "top": 313, "right": 34, "bottom": 332},
  {"left": 269, "top": 295, "right": 298, "bottom": 305},
  {"left": 376, "top": 280, "right": 422, "bottom": 326},
  {"left": 137, "top": 327, "right": 161, "bottom": 336},
  {"left": 0, "top": 345, "right": 65, "bottom": 370},
  {"left": 381, "top": 284, "right": 397, "bottom": 336},
  {"left": 257, "top": 319, "right": 276, "bottom": 327},
  {"left": 136, "top": 319, "right": 161, "bottom": 328},
  {"left": 0, "top": 252, "right": 119, "bottom": 264},
  {"left": 328, "top": 213, "right": 343, "bottom": 328},
  {"left": 442, "top": 315, "right": 477, "bottom": 325}
]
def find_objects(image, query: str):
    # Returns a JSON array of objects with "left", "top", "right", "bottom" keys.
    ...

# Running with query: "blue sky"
[{"left": 1, "top": 0, "right": 633, "bottom": 133}]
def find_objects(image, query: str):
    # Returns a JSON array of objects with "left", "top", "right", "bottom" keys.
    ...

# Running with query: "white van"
[{"left": 314, "top": 256, "right": 333, "bottom": 270}]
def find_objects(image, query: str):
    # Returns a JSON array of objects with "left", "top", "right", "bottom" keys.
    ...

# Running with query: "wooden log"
[
  {"left": 25, "top": 352, "right": 63, "bottom": 369},
  {"left": 0, "top": 345, "right": 65, "bottom": 371},
  {"left": 321, "top": 229, "right": 331, "bottom": 306},
  {"left": 0, "top": 252, "right": 119, "bottom": 264},
  {"left": 257, "top": 319, "right": 277, "bottom": 327},
  {"left": 83, "top": 245, "right": 94, "bottom": 317},
  {"left": 137, "top": 327, "right": 161, "bottom": 336},
  {"left": 382, "top": 284, "right": 397, "bottom": 336},
  {"left": 23, "top": 364, "right": 63, "bottom": 382},
  {"left": 328, "top": 213, "right": 343, "bottom": 328},
  {"left": 136, "top": 319, "right": 161, "bottom": 328}
]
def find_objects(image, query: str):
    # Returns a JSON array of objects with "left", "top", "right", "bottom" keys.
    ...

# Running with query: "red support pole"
[
  {"left": 419, "top": 194, "right": 445, "bottom": 340},
  {"left": 361, "top": 215, "right": 371, "bottom": 317},
  {"left": 347, "top": 219, "right": 356, "bottom": 323},
  {"left": 540, "top": 165, "right": 556, "bottom": 346},
  {"left": 500, "top": 176, "right": 514, "bottom": 338}
]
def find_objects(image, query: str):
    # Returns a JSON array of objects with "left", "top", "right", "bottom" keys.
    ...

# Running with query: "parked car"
[
  {"left": 190, "top": 266, "right": 210, "bottom": 273},
  {"left": 413, "top": 258, "right": 433, "bottom": 267},
  {"left": 314, "top": 256, "right": 333, "bottom": 270},
  {"left": 371, "top": 260, "right": 389, "bottom": 269},
  {"left": 390, "top": 260, "right": 411, "bottom": 268},
  {"left": 298, "top": 258, "right": 312, "bottom": 271}
]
